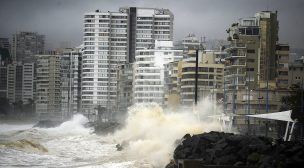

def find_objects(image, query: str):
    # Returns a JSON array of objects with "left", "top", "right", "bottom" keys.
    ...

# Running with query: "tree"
[
  {"left": 280, "top": 84, "right": 304, "bottom": 140},
  {"left": 280, "top": 84, "right": 304, "bottom": 122}
]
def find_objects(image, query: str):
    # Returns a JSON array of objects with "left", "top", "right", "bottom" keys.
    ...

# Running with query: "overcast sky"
[{"left": 0, "top": 0, "right": 303, "bottom": 49}]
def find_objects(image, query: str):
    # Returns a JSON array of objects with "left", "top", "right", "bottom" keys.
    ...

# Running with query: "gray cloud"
[{"left": 0, "top": 0, "right": 303, "bottom": 49}]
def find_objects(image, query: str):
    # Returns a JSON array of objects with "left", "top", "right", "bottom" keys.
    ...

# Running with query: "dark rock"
[
  {"left": 216, "top": 155, "right": 238, "bottom": 165},
  {"left": 234, "top": 161, "right": 245, "bottom": 166},
  {"left": 116, "top": 144, "right": 123, "bottom": 151},
  {"left": 183, "top": 133, "right": 191, "bottom": 140},
  {"left": 247, "top": 152, "right": 260, "bottom": 164},
  {"left": 170, "top": 131, "right": 304, "bottom": 167}
]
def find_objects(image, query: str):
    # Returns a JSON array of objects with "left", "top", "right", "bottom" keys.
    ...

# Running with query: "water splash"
[
  {"left": 0, "top": 123, "right": 34, "bottom": 134},
  {"left": 2, "top": 139, "right": 48, "bottom": 153},
  {"left": 43, "top": 114, "right": 93, "bottom": 136},
  {"left": 110, "top": 101, "right": 221, "bottom": 167}
]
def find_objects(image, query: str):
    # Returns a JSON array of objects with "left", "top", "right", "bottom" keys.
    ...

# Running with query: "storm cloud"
[{"left": 0, "top": 0, "right": 303, "bottom": 49}]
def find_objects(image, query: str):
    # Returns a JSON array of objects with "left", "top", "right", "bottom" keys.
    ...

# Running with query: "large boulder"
[{"left": 168, "top": 131, "right": 304, "bottom": 168}]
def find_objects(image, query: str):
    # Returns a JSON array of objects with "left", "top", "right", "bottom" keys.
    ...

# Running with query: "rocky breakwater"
[{"left": 166, "top": 131, "right": 304, "bottom": 168}]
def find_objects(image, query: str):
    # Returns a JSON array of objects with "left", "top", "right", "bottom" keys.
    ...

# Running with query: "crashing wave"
[
  {"left": 109, "top": 102, "right": 221, "bottom": 167},
  {"left": 1, "top": 139, "right": 48, "bottom": 153}
]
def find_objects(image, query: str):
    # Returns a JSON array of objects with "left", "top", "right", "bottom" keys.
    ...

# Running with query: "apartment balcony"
[
  {"left": 225, "top": 54, "right": 246, "bottom": 60},
  {"left": 171, "top": 80, "right": 178, "bottom": 84},
  {"left": 134, "top": 97, "right": 163, "bottom": 100},
  {"left": 181, "top": 78, "right": 211, "bottom": 82},
  {"left": 224, "top": 72, "right": 246, "bottom": 79},
  {"left": 181, "top": 99, "right": 194, "bottom": 102},
  {"left": 277, "top": 67, "right": 288, "bottom": 71},
  {"left": 225, "top": 62, "right": 246, "bottom": 69},
  {"left": 227, "top": 43, "right": 246, "bottom": 49},
  {"left": 181, "top": 92, "right": 195, "bottom": 95},
  {"left": 134, "top": 90, "right": 163, "bottom": 93},
  {"left": 134, "top": 78, "right": 161, "bottom": 82},
  {"left": 277, "top": 75, "right": 289, "bottom": 80},
  {"left": 180, "top": 85, "right": 196, "bottom": 89},
  {"left": 225, "top": 82, "right": 246, "bottom": 88}
]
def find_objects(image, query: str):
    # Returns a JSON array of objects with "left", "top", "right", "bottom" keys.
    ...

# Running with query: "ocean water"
[{"left": 0, "top": 103, "right": 221, "bottom": 168}]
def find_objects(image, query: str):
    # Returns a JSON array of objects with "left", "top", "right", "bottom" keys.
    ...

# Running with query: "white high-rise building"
[
  {"left": 133, "top": 41, "right": 182, "bottom": 104},
  {"left": 120, "top": 7, "right": 174, "bottom": 62},
  {"left": 82, "top": 7, "right": 174, "bottom": 113},
  {"left": 22, "top": 63, "right": 34, "bottom": 103},
  {"left": 82, "top": 10, "right": 128, "bottom": 114}
]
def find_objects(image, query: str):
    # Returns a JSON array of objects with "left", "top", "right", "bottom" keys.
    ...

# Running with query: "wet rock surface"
[{"left": 168, "top": 131, "right": 304, "bottom": 168}]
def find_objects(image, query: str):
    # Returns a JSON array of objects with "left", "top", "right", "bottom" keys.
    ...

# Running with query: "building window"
[
  {"left": 247, "top": 59, "right": 255, "bottom": 63},
  {"left": 247, "top": 49, "right": 255, "bottom": 53}
]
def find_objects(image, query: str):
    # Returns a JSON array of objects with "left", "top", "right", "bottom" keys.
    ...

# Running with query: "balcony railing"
[
  {"left": 229, "top": 43, "right": 246, "bottom": 48},
  {"left": 225, "top": 54, "right": 246, "bottom": 60},
  {"left": 225, "top": 62, "right": 246, "bottom": 68}
]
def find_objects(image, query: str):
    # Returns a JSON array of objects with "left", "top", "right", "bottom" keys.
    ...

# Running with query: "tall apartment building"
[
  {"left": 22, "top": 63, "right": 35, "bottom": 104},
  {"left": 82, "top": 10, "right": 128, "bottom": 114},
  {"left": 226, "top": 17, "right": 260, "bottom": 92},
  {"left": 119, "top": 7, "right": 174, "bottom": 62},
  {"left": 35, "top": 54, "right": 61, "bottom": 121},
  {"left": 133, "top": 41, "right": 182, "bottom": 104},
  {"left": 82, "top": 7, "right": 174, "bottom": 113},
  {"left": 12, "top": 32, "right": 45, "bottom": 63},
  {"left": 59, "top": 48, "right": 82, "bottom": 119},
  {"left": 6, "top": 63, "right": 34, "bottom": 104},
  {"left": 224, "top": 11, "right": 282, "bottom": 136},
  {"left": 164, "top": 50, "right": 225, "bottom": 107},
  {"left": 165, "top": 50, "right": 227, "bottom": 108}
]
